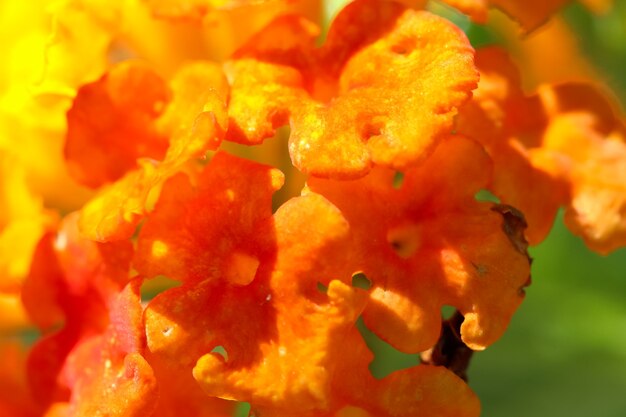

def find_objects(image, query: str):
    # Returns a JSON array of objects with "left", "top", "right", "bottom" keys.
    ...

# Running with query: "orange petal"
[
  {"left": 441, "top": 0, "right": 489, "bottom": 23},
  {"left": 294, "top": 9, "right": 478, "bottom": 176},
  {"left": 145, "top": 351, "right": 235, "bottom": 417},
  {"left": 542, "top": 114, "right": 626, "bottom": 254},
  {"left": 227, "top": 0, "right": 478, "bottom": 178},
  {"left": 342, "top": 328, "right": 480, "bottom": 417},
  {"left": 224, "top": 15, "right": 317, "bottom": 144},
  {"left": 309, "top": 135, "right": 531, "bottom": 351},
  {"left": 193, "top": 280, "right": 367, "bottom": 409},
  {"left": 440, "top": 0, "right": 571, "bottom": 31},
  {"left": 251, "top": 326, "right": 480, "bottom": 417},
  {"left": 158, "top": 61, "right": 229, "bottom": 165},
  {"left": 457, "top": 47, "right": 565, "bottom": 245},
  {"left": 78, "top": 162, "right": 163, "bottom": 242}
]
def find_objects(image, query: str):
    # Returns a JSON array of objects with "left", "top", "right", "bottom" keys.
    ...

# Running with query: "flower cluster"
[{"left": 1, "top": 0, "right": 624, "bottom": 416}]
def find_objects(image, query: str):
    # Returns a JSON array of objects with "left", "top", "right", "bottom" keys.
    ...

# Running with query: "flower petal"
[
  {"left": 134, "top": 151, "right": 283, "bottom": 283},
  {"left": 63, "top": 280, "right": 158, "bottom": 417},
  {"left": 227, "top": 0, "right": 478, "bottom": 178},
  {"left": 65, "top": 61, "right": 170, "bottom": 188},
  {"left": 309, "top": 135, "right": 531, "bottom": 351},
  {"left": 459, "top": 47, "right": 626, "bottom": 253},
  {"left": 22, "top": 213, "right": 133, "bottom": 404},
  {"left": 456, "top": 47, "right": 566, "bottom": 244},
  {"left": 542, "top": 113, "right": 626, "bottom": 254},
  {"left": 75, "top": 62, "right": 230, "bottom": 241},
  {"left": 145, "top": 192, "right": 366, "bottom": 411}
]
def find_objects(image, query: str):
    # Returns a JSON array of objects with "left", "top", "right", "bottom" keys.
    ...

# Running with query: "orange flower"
[
  {"left": 144, "top": 185, "right": 480, "bottom": 415},
  {"left": 141, "top": 185, "right": 353, "bottom": 411},
  {"left": 458, "top": 47, "right": 626, "bottom": 252},
  {"left": 246, "top": 325, "right": 480, "bottom": 417},
  {"left": 309, "top": 135, "right": 531, "bottom": 352},
  {"left": 226, "top": 0, "right": 478, "bottom": 178}
]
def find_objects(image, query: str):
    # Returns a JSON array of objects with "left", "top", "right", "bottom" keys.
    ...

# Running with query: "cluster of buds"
[{"left": 1, "top": 0, "right": 624, "bottom": 416}]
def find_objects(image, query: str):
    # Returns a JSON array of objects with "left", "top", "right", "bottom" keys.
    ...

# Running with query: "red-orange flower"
[
  {"left": 144, "top": 185, "right": 480, "bottom": 415},
  {"left": 134, "top": 151, "right": 284, "bottom": 283},
  {"left": 65, "top": 62, "right": 171, "bottom": 188},
  {"left": 68, "top": 61, "right": 229, "bottom": 241},
  {"left": 140, "top": 155, "right": 359, "bottom": 411},
  {"left": 21, "top": 213, "right": 135, "bottom": 406}
]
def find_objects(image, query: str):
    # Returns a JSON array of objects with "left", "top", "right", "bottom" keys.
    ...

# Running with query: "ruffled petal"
[
  {"left": 65, "top": 61, "right": 170, "bottom": 188},
  {"left": 541, "top": 113, "right": 626, "bottom": 254},
  {"left": 309, "top": 135, "right": 531, "bottom": 351},
  {"left": 457, "top": 47, "right": 567, "bottom": 244},
  {"left": 157, "top": 61, "right": 229, "bottom": 162},
  {"left": 227, "top": 0, "right": 478, "bottom": 178},
  {"left": 441, "top": 0, "right": 489, "bottom": 23},
  {"left": 193, "top": 280, "right": 367, "bottom": 409},
  {"left": 22, "top": 213, "right": 133, "bottom": 404},
  {"left": 459, "top": 47, "right": 626, "bottom": 253},
  {"left": 249, "top": 325, "right": 480, "bottom": 417},
  {"left": 74, "top": 61, "right": 230, "bottom": 241},
  {"left": 134, "top": 151, "right": 283, "bottom": 283},
  {"left": 144, "top": 192, "right": 373, "bottom": 412},
  {"left": 78, "top": 162, "right": 163, "bottom": 242}
]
